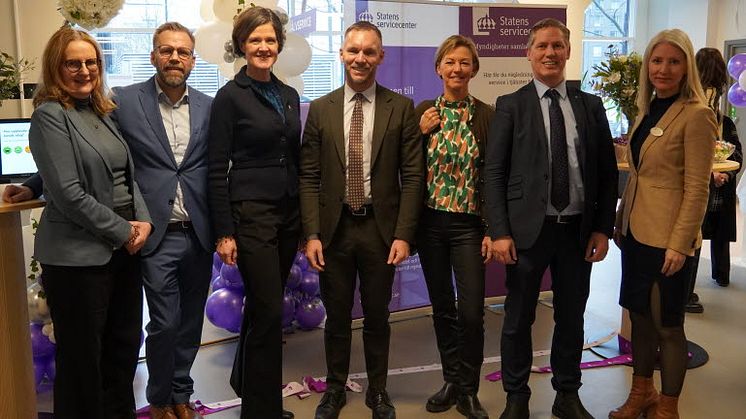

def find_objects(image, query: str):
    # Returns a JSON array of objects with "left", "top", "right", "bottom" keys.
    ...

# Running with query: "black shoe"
[
  {"left": 314, "top": 389, "right": 346, "bottom": 419},
  {"left": 456, "top": 393, "right": 489, "bottom": 418},
  {"left": 715, "top": 277, "right": 730, "bottom": 287},
  {"left": 685, "top": 301, "right": 704, "bottom": 313},
  {"left": 365, "top": 389, "right": 396, "bottom": 419},
  {"left": 551, "top": 392, "right": 593, "bottom": 419},
  {"left": 282, "top": 410, "right": 294, "bottom": 419},
  {"left": 426, "top": 382, "right": 459, "bottom": 413},
  {"left": 690, "top": 292, "right": 699, "bottom": 303},
  {"left": 498, "top": 397, "right": 529, "bottom": 419}
]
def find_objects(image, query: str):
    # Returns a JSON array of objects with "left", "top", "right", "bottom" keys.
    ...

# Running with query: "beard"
[{"left": 157, "top": 66, "right": 190, "bottom": 88}]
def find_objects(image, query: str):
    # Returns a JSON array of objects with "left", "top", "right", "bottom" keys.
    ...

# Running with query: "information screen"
[{"left": 0, "top": 119, "right": 37, "bottom": 179}]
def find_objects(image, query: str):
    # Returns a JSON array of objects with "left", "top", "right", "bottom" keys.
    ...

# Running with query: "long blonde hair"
[
  {"left": 33, "top": 26, "right": 115, "bottom": 116},
  {"left": 635, "top": 29, "right": 706, "bottom": 116}
]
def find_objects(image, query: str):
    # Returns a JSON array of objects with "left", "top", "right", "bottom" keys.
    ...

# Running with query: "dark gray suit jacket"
[
  {"left": 30, "top": 101, "right": 151, "bottom": 266},
  {"left": 299, "top": 84, "right": 424, "bottom": 248},
  {"left": 112, "top": 78, "right": 213, "bottom": 255},
  {"left": 484, "top": 81, "right": 618, "bottom": 249}
]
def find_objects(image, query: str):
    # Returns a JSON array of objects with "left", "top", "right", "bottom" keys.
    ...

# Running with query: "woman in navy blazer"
[
  {"left": 29, "top": 27, "right": 152, "bottom": 419},
  {"left": 207, "top": 7, "right": 300, "bottom": 419}
]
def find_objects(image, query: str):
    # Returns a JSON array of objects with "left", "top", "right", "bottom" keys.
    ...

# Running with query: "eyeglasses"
[
  {"left": 64, "top": 59, "right": 100, "bottom": 73},
  {"left": 155, "top": 45, "right": 194, "bottom": 60}
]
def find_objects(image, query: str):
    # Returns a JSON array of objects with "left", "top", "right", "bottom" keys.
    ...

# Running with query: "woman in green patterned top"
[{"left": 414, "top": 35, "right": 493, "bottom": 419}]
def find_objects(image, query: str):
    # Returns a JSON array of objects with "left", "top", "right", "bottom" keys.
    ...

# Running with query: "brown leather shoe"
[
  {"left": 150, "top": 405, "right": 178, "bottom": 419},
  {"left": 173, "top": 402, "right": 203, "bottom": 419},
  {"left": 649, "top": 394, "right": 679, "bottom": 419}
]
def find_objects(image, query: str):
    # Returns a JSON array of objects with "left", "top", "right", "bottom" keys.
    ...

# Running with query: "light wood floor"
[{"left": 36, "top": 205, "right": 746, "bottom": 418}]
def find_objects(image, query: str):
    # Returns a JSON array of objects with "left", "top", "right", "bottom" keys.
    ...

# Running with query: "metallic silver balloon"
[
  {"left": 223, "top": 51, "right": 236, "bottom": 63},
  {"left": 224, "top": 40, "right": 234, "bottom": 53},
  {"left": 27, "top": 282, "right": 51, "bottom": 325}
]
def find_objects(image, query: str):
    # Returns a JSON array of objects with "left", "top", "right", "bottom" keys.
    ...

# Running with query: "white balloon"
[
  {"left": 253, "top": 0, "right": 279, "bottom": 9},
  {"left": 739, "top": 71, "right": 746, "bottom": 90},
  {"left": 219, "top": 62, "right": 236, "bottom": 79},
  {"left": 274, "top": 6, "right": 289, "bottom": 25},
  {"left": 200, "top": 0, "right": 216, "bottom": 22},
  {"left": 275, "top": 33, "right": 312, "bottom": 77},
  {"left": 234, "top": 58, "right": 247, "bottom": 74},
  {"left": 195, "top": 20, "right": 234, "bottom": 65},
  {"left": 213, "top": 0, "right": 242, "bottom": 23},
  {"left": 285, "top": 75, "right": 305, "bottom": 96}
]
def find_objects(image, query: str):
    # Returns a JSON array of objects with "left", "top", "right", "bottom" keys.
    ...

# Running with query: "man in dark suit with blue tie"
[
  {"left": 3, "top": 22, "right": 213, "bottom": 419},
  {"left": 484, "top": 18, "right": 617, "bottom": 419}
]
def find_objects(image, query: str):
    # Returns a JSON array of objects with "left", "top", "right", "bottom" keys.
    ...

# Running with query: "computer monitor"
[{"left": 0, "top": 118, "right": 37, "bottom": 183}]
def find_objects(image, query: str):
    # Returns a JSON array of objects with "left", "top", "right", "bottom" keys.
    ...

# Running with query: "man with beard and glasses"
[
  {"left": 4, "top": 22, "right": 213, "bottom": 419},
  {"left": 299, "top": 21, "right": 423, "bottom": 419}
]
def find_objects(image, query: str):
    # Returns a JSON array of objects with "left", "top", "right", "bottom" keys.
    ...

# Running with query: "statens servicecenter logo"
[{"left": 357, "top": 9, "right": 417, "bottom": 29}]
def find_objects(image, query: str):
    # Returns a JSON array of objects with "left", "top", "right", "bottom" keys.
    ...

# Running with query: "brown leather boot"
[
  {"left": 650, "top": 394, "right": 679, "bottom": 419},
  {"left": 149, "top": 405, "right": 177, "bottom": 419},
  {"left": 608, "top": 375, "right": 659, "bottom": 419}
]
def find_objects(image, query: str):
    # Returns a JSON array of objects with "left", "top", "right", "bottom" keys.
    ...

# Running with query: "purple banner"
[
  {"left": 374, "top": 46, "right": 442, "bottom": 105},
  {"left": 289, "top": 8, "right": 316, "bottom": 37},
  {"left": 459, "top": 7, "right": 567, "bottom": 57}
]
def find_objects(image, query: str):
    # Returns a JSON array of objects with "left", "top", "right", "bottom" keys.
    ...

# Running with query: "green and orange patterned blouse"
[{"left": 425, "top": 95, "right": 481, "bottom": 215}]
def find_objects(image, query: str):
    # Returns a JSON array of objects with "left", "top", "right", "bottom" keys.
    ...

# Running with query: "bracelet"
[{"left": 127, "top": 225, "right": 140, "bottom": 246}]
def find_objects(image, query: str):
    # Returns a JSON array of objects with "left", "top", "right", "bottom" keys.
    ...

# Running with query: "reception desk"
[{"left": 0, "top": 199, "right": 45, "bottom": 418}]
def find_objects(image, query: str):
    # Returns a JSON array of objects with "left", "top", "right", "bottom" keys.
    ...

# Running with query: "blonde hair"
[
  {"left": 636, "top": 29, "right": 706, "bottom": 116},
  {"left": 33, "top": 26, "right": 115, "bottom": 116},
  {"left": 434, "top": 35, "right": 480, "bottom": 75}
]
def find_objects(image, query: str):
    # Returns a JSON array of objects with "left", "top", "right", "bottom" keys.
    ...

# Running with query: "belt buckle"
[
  {"left": 555, "top": 214, "right": 568, "bottom": 224},
  {"left": 349, "top": 205, "right": 367, "bottom": 216},
  {"left": 176, "top": 220, "right": 189, "bottom": 229}
]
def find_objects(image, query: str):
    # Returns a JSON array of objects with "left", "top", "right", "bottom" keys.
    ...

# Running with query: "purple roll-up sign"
[{"left": 459, "top": 6, "right": 567, "bottom": 58}]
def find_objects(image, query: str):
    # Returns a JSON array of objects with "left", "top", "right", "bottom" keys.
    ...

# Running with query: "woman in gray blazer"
[{"left": 29, "top": 27, "right": 152, "bottom": 419}]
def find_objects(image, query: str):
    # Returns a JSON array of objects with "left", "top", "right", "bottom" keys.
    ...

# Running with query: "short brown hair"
[
  {"left": 345, "top": 21, "right": 382, "bottom": 43},
  {"left": 434, "top": 35, "right": 480, "bottom": 75},
  {"left": 33, "top": 26, "right": 115, "bottom": 115},
  {"left": 527, "top": 18, "right": 570, "bottom": 48},
  {"left": 232, "top": 6, "right": 285, "bottom": 57},
  {"left": 696, "top": 47, "right": 728, "bottom": 112},
  {"left": 152, "top": 21, "right": 195, "bottom": 50}
]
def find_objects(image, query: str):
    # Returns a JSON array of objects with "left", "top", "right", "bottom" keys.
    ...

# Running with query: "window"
[
  {"left": 91, "top": 0, "right": 346, "bottom": 100},
  {"left": 582, "top": 0, "right": 635, "bottom": 136}
]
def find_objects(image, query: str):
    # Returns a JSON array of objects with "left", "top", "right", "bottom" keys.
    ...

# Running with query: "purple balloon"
[
  {"left": 728, "top": 53, "right": 746, "bottom": 78},
  {"left": 212, "top": 265, "right": 220, "bottom": 280},
  {"left": 282, "top": 292, "right": 296, "bottom": 328},
  {"left": 211, "top": 275, "right": 228, "bottom": 291},
  {"left": 213, "top": 252, "right": 223, "bottom": 271},
  {"left": 294, "top": 252, "right": 309, "bottom": 271},
  {"left": 299, "top": 271, "right": 320, "bottom": 296},
  {"left": 295, "top": 297, "right": 326, "bottom": 330},
  {"left": 205, "top": 288, "right": 244, "bottom": 333},
  {"left": 42, "top": 356, "right": 55, "bottom": 382},
  {"left": 220, "top": 263, "right": 244, "bottom": 291},
  {"left": 33, "top": 357, "right": 45, "bottom": 387},
  {"left": 29, "top": 323, "right": 55, "bottom": 358},
  {"left": 728, "top": 82, "right": 746, "bottom": 107},
  {"left": 286, "top": 265, "right": 302, "bottom": 290}
]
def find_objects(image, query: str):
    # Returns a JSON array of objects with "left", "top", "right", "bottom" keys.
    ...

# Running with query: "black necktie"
[{"left": 546, "top": 89, "right": 569, "bottom": 212}]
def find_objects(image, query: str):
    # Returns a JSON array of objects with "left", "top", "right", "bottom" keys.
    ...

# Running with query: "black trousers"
[
  {"left": 689, "top": 212, "right": 731, "bottom": 293},
  {"left": 417, "top": 208, "right": 485, "bottom": 394},
  {"left": 230, "top": 197, "right": 300, "bottom": 419},
  {"left": 501, "top": 218, "right": 591, "bottom": 399},
  {"left": 321, "top": 208, "right": 395, "bottom": 392},
  {"left": 42, "top": 249, "right": 143, "bottom": 419}
]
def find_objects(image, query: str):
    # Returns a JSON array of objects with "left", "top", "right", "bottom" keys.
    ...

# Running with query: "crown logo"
[
  {"left": 358, "top": 10, "right": 374, "bottom": 22},
  {"left": 477, "top": 13, "right": 496, "bottom": 31}
]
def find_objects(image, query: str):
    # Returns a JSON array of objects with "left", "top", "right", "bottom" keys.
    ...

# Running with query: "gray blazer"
[{"left": 30, "top": 101, "right": 151, "bottom": 266}]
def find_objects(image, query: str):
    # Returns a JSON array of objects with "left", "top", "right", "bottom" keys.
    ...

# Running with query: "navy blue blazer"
[
  {"left": 112, "top": 77, "right": 213, "bottom": 255},
  {"left": 484, "top": 81, "right": 618, "bottom": 248}
]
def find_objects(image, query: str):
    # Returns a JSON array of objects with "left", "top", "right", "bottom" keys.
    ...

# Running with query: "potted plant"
[
  {"left": 591, "top": 46, "right": 642, "bottom": 162},
  {"left": 0, "top": 51, "right": 33, "bottom": 106}
]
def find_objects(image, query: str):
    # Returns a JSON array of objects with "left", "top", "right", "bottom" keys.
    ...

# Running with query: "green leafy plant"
[
  {"left": 591, "top": 45, "right": 642, "bottom": 132},
  {"left": 27, "top": 218, "right": 41, "bottom": 282},
  {"left": 0, "top": 51, "right": 34, "bottom": 106}
]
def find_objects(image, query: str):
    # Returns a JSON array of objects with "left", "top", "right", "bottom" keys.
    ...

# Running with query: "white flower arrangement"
[{"left": 57, "top": 0, "right": 125, "bottom": 30}]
